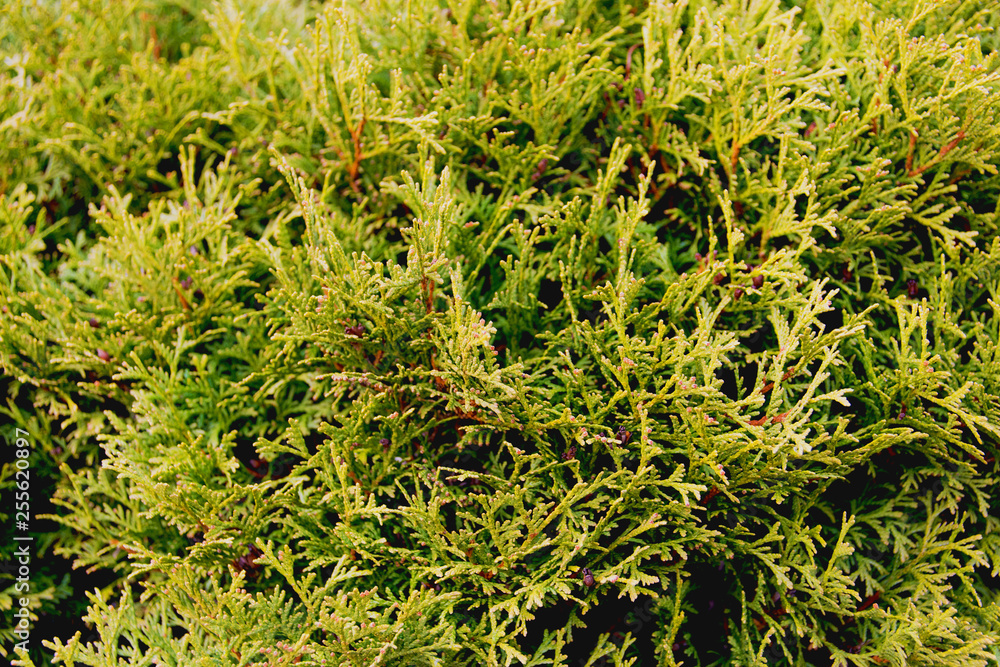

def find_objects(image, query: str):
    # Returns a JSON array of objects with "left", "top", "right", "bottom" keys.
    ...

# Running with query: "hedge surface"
[{"left": 1, "top": 0, "right": 999, "bottom": 665}]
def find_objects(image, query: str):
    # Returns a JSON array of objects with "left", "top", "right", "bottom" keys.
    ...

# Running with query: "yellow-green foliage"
[{"left": 1, "top": 0, "right": 999, "bottom": 665}]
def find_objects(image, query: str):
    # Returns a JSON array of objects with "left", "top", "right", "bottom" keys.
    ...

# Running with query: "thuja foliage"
[{"left": 1, "top": 0, "right": 1000, "bottom": 664}]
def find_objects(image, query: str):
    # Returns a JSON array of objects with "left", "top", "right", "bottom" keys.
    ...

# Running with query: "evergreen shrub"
[{"left": 1, "top": 0, "right": 999, "bottom": 664}]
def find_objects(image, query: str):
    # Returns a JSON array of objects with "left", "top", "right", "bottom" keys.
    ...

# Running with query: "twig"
[
  {"left": 908, "top": 130, "right": 965, "bottom": 177},
  {"left": 625, "top": 44, "right": 640, "bottom": 81}
]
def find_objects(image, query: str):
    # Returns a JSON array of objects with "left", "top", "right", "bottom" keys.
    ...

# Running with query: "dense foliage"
[{"left": 2, "top": 0, "right": 999, "bottom": 664}]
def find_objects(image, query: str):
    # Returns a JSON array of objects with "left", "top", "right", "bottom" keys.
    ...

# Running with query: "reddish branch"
[
  {"left": 760, "top": 368, "right": 796, "bottom": 395},
  {"left": 625, "top": 44, "right": 640, "bottom": 81},
  {"left": 905, "top": 131, "right": 918, "bottom": 174},
  {"left": 171, "top": 277, "right": 191, "bottom": 311},
  {"left": 140, "top": 12, "right": 161, "bottom": 59},
  {"left": 736, "top": 369, "right": 798, "bottom": 426},
  {"left": 699, "top": 486, "right": 722, "bottom": 505},
  {"left": 421, "top": 275, "right": 435, "bottom": 313},
  {"left": 907, "top": 130, "right": 965, "bottom": 177},
  {"left": 857, "top": 591, "right": 881, "bottom": 612}
]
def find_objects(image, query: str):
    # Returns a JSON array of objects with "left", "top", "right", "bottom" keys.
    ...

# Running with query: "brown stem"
[
  {"left": 699, "top": 486, "right": 721, "bottom": 505},
  {"left": 905, "top": 131, "right": 917, "bottom": 175},
  {"left": 760, "top": 368, "right": 796, "bottom": 395},
  {"left": 625, "top": 44, "right": 640, "bottom": 81},
  {"left": 857, "top": 591, "right": 881, "bottom": 612},
  {"left": 908, "top": 130, "right": 965, "bottom": 177},
  {"left": 171, "top": 277, "right": 191, "bottom": 311},
  {"left": 949, "top": 166, "right": 971, "bottom": 185},
  {"left": 140, "top": 12, "right": 161, "bottom": 59},
  {"left": 421, "top": 275, "right": 435, "bottom": 313}
]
